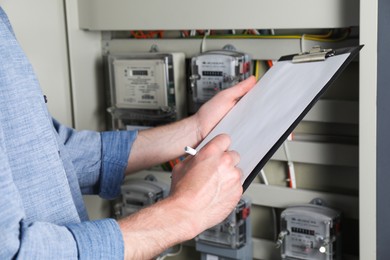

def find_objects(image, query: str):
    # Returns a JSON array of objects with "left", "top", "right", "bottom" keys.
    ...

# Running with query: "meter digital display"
[{"left": 132, "top": 70, "right": 148, "bottom": 76}]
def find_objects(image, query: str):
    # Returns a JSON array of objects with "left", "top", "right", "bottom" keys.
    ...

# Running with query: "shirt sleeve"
[
  {"left": 52, "top": 119, "right": 138, "bottom": 199},
  {"left": 66, "top": 219, "right": 124, "bottom": 259},
  {"left": 0, "top": 124, "right": 125, "bottom": 259}
]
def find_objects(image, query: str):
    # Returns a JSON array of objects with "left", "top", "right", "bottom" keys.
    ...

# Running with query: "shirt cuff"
[
  {"left": 66, "top": 218, "right": 124, "bottom": 260},
  {"left": 100, "top": 130, "right": 138, "bottom": 199}
]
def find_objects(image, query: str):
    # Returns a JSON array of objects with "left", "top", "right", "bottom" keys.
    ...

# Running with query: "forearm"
[
  {"left": 125, "top": 116, "right": 200, "bottom": 174},
  {"left": 125, "top": 76, "right": 256, "bottom": 174},
  {"left": 118, "top": 196, "right": 198, "bottom": 260}
]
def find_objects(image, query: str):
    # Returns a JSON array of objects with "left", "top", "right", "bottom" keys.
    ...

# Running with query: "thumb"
[
  {"left": 225, "top": 76, "right": 257, "bottom": 100},
  {"left": 199, "top": 134, "right": 231, "bottom": 156}
]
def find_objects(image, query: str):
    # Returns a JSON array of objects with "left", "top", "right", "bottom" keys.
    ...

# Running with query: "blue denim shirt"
[{"left": 0, "top": 7, "right": 137, "bottom": 259}]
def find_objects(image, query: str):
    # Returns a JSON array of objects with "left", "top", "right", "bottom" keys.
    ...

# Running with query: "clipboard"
[{"left": 196, "top": 45, "right": 363, "bottom": 191}]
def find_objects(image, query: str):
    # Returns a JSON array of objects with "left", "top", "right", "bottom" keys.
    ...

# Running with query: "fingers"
[
  {"left": 237, "top": 75, "right": 257, "bottom": 93},
  {"left": 225, "top": 76, "right": 257, "bottom": 100},
  {"left": 200, "top": 134, "right": 231, "bottom": 156},
  {"left": 199, "top": 134, "right": 240, "bottom": 169},
  {"left": 222, "top": 150, "right": 240, "bottom": 166}
]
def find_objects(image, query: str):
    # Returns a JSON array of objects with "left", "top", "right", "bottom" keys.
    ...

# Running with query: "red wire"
[
  {"left": 287, "top": 133, "right": 294, "bottom": 188},
  {"left": 130, "top": 30, "right": 164, "bottom": 39},
  {"left": 288, "top": 168, "right": 293, "bottom": 188},
  {"left": 169, "top": 160, "right": 175, "bottom": 170}
]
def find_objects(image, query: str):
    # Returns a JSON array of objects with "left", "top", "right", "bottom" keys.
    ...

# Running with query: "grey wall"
[{"left": 377, "top": 0, "right": 390, "bottom": 258}]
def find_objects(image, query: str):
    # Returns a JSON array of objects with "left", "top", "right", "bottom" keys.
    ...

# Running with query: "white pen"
[{"left": 184, "top": 146, "right": 197, "bottom": 156}]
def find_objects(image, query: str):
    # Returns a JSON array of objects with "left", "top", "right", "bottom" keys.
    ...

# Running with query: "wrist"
[
  {"left": 162, "top": 195, "right": 202, "bottom": 240},
  {"left": 189, "top": 113, "right": 203, "bottom": 146},
  {"left": 118, "top": 195, "right": 201, "bottom": 259}
]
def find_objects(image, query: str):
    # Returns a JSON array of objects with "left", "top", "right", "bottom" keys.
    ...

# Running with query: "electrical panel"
[
  {"left": 189, "top": 50, "right": 251, "bottom": 112},
  {"left": 107, "top": 52, "right": 186, "bottom": 128},
  {"left": 277, "top": 202, "right": 341, "bottom": 260},
  {"left": 196, "top": 197, "right": 253, "bottom": 260}
]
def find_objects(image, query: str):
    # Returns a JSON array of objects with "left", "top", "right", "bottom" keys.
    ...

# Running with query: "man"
[{"left": 0, "top": 6, "right": 256, "bottom": 259}]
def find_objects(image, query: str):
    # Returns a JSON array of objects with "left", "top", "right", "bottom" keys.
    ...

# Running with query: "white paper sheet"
[{"left": 196, "top": 53, "right": 351, "bottom": 184}]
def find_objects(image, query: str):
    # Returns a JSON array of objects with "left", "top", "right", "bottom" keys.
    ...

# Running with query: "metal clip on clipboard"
[{"left": 292, "top": 46, "right": 335, "bottom": 63}]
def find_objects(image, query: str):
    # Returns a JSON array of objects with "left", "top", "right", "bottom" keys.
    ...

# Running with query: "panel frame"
[{"left": 78, "top": 0, "right": 359, "bottom": 31}]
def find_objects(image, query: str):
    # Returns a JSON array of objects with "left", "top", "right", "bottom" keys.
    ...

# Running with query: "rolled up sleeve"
[
  {"left": 3, "top": 211, "right": 124, "bottom": 259},
  {"left": 53, "top": 119, "right": 137, "bottom": 199},
  {"left": 100, "top": 130, "right": 138, "bottom": 199},
  {"left": 66, "top": 218, "right": 124, "bottom": 259}
]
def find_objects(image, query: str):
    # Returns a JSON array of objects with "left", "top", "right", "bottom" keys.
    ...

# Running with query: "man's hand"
[
  {"left": 120, "top": 135, "right": 243, "bottom": 259},
  {"left": 170, "top": 134, "right": 243, "bottom": 233},
  {"left": 120, "top": 78, "right": 255, "bottom": 259},
  {"left": 194, "top": 76, "right": 257, "bottom": 143},
  {"left": 125, "top": 76, "right": 256, "bottom": 174}
]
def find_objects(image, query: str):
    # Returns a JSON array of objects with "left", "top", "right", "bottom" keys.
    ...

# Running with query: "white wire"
[
  {"left": 268, "top": 29, "right": 276, "bottom": 65},
  {"left": 287, "top": 160, "right": 297, "bottom": 189},
  {"left": 259, "top": 169, "right": 269, "bottom": 185},
  {"left": 200, "top": 29, "right": 211, "bottom": 53},
  {"left": 283, "top": 135, "right": 297, "bottom": 189},
  {"left": 253, "top": 29, "right": 261, "bottom": 35},
  {"left": 300, "top": 34, "right": 306, "bottom": 53}
]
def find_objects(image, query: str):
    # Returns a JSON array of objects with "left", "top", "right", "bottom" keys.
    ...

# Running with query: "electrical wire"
[
  {"left": 130, "top": 30, "right": 164, "bottom": 39},
  {"left": 259, "top": 169, "right": 269, "bottom": 185},
  {"left": 200, "top": 29, "right": 211, "bottom": 53},
  {"left": 283, "top": 134, "right": 297, "bottom": 189},
  {"left": 188, "top": 29, "right": 350, "bottom": 43},
  {"left": 127, "top": 28, "right": 351, "bottom": 43},
  {"left": 300, "top": 33, "right": 306, "bottom": 53},
  {"left": 255, "top": 60, "right": 261, "bottom": 80},
  {"left": 180, "top": 30, "right": 190, "bottom": 38}
]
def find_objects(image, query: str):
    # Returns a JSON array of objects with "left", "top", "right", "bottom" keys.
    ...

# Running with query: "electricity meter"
[
  {"left": 118, "top": 175, "right": 169, "bottom": 217},
  {"left": 189, "top": 50, "right": 251, "bottom": 112},
  {"left": 277, "top": 202, "right": 341, "bottom": 260},
  {"left": 107, "top": 52, "right": 186, "bottom": 128},
  {"left": 196, "top": 197, "right": 253, "bottom": 260}
]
